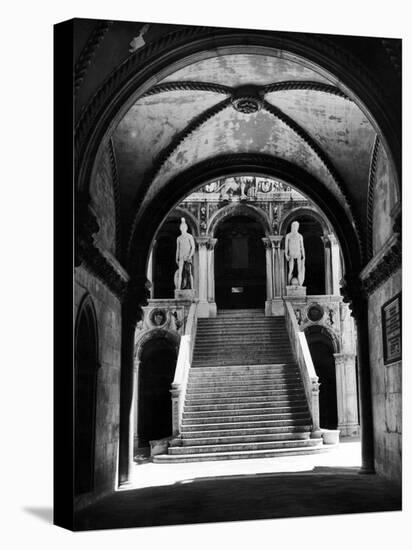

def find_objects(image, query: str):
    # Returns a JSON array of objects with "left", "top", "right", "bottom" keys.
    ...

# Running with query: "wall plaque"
[{"left": 381, "top": 292, "right": 402, "bottom": 365}]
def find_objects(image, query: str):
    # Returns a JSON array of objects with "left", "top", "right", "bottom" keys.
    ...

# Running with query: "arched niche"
[
  {"left": 134, "top": 330, "right": 179, "bottom": 447},
  {"left": 74, "top": 294, "right": 100, "bottom": 495},
  {"left": 305, "top": 325, "right": 338, "bottom": 430},
  {"left": 207, "top": 202, "right": 271, "bottom": 237}
]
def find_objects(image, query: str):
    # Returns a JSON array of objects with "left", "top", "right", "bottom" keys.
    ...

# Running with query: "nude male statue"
[
  {"left": 285, "top": 221, "right": 305, "bottom": 285},
  {"left": 175, "top": 217, "right": 195, "bottom": 290}
]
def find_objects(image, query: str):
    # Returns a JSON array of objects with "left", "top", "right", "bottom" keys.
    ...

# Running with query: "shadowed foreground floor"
[{"left": 74, "top": 466, "right": 401, "bottom": 531}]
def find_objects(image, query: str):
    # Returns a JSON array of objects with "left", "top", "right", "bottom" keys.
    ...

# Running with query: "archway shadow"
[{"left": 74, "top": 466, "right": 401, "bottom": 531}]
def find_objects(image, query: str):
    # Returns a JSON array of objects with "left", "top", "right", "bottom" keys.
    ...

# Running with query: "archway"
[
  {"left": 305, "top": 326, "right": 338, "bottom": 430},
  {"left": 137, "top": 336, "right": 177, "bottom": 447},
  {"left": 74, "top": 295, "right": 99, "bottom": 495},
  {"left": 214, "top": 214, "right": 266, "bottom": 309}
]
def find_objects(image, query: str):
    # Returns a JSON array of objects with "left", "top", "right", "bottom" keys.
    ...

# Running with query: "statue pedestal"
[
  {"left": 286, "top": 285, "right": 306, "bottom": 297},
  {"left": 174, "top": 289, "right": 195, "bottom": 301}
]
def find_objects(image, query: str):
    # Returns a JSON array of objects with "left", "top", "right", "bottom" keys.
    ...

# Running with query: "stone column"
[
  {"left": 132, "top": 363, "right": 139, "bottom": 450},
  {"left": 207, "top": 238, "right": 217, "bottom": 316},
  {"left": 271, "top": 236, "right": 284, "bottom": 297},
  {"left": 329, "top": 234, "right": 341, "bottom": 296},
  {"left": 334, "top": 353, "right": 360, "bottom": 437},
  {"left": 146, "top": 241, "right": 155, "bottom": 298},
  {"left": 262, "top": 238, "right": 273, "bottom": 301},
  {"left": 196, "top": 237, "right": 210, "bottom": 317},
  {"left": 341, "top": 276, "right": 374, "bottom": 473},
  {"left": 322, "top": 235, "right": 333, "bottom": 295}
]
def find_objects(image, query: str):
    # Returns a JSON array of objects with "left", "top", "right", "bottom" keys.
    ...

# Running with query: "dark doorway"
[
  {"left": 138, "top": 338, "right": 177, "bottom": 446},
  {"left": 74, "top": 298, "right": 99, "bottom": 495},
  {"left": 286, "top": 216, "right": 325, "bottom": 294},
  {"left": 215, "top": 215, "right": 265, "bottom": 309},
  {"left": 153, "top": 218, "right": 180, "bottom": 298},
  {"left": 306, "top": 326, "right": 338, "bottom": 429}
]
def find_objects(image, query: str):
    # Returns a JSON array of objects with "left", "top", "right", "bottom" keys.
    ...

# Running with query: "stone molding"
[
  {"left": 108, "top": 138, "right": 122, "bottom": 258},
  {"left": 360, "top": 234, "right": 401, "bottom": 296},
  {"left": 366, "top": 135, "right": 380, "bottom": 261},
  {"left": 74, "top": 21, "right": 113, "bottom": 94},
  {"left": 75, "top": 202, "right": 129, "bottom": 300}
]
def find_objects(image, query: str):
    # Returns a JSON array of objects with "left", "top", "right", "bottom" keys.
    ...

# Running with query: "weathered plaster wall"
[
  {"left": 368, "top": 268, "right": 401, "bottom": 484},
  {"left": 74, "top": 266, "right": 122, "bottom": 505},
  {"left": 90, "top": 146, "right": 117, "bottom": 255},
  {"left": 372, "top": 144, "right": 398, "bottom": 255}
]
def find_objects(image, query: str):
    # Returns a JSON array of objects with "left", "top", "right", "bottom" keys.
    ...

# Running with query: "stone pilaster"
[
  {"left": 334, "top": 353, "right": 360, "bottom": 437},
  {"left": 322, "top": 235, "right": 333, "bottom": 295},
  {"left": 329, "top": 234, "right": 341, "bottom": 296},
  {"left": 341, "top": 273, "right": 374, "bottom": 473},
  {"left": 196, "top": 237, "right": 210, "bottom": 317},
  {"left": 207, "top": 238, "right": 217, "bottom": 316},
  {"left": 262, "top": 238, "right": 273, "bottom": 301}
]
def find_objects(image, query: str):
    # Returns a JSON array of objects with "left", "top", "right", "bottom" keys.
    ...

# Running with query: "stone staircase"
[{"left": 153, "top": 309, "right": 324, "bottom": 463}]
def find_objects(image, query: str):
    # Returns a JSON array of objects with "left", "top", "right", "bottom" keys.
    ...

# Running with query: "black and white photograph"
[
  {"left": 57, "top": 14, "right": 403, "bottom": 531},
  {"left": 3, "top": 1, "right": 409, "bottom": 547}
]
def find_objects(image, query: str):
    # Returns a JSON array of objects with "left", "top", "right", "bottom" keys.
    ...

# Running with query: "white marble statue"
[
  {"left": 175, "top": 217, "right": 195, "bottom": 290},
  {"left": 285, "top": 221, "right": 305, "bottom": 285}
]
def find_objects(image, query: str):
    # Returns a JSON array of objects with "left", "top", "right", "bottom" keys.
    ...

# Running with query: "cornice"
[
  {"left": 360, "top": 233, "right": 401, "bottom": 296},
  {"left": 366, "top": 135, "right": 380, "bottom": 261}
]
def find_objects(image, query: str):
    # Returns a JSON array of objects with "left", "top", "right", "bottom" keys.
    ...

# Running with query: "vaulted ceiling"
[{"left": 112, "top": 52, "right": 377, "bottom": 245}]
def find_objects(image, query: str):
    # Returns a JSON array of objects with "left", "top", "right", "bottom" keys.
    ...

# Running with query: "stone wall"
[
  {"left": 90, "top": 146, "right": 117, "bottom": 256},
  {"left": 74, "top": 266, "right": 122, "bottom": 507},
  {"left": 368, "top": 268, "right": 401, "bottom": 484},
  {"left": 372, "top": 144, "right": 398, "bottom": 255}
]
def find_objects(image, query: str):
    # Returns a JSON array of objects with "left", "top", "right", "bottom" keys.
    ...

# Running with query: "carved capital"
[
  {"left": 361, "top": 237, "right": 401, "bottom": 296},
  {"left": 269, "top": 235, "right": 283, "bottom": 249},
  {"left": 340, "top": 273, "right": 367, "bottom": 320},
  {"left": 262, "top": 237, "right": 272, "bottom": 250},
  {"left": 196, "top": 237, "right": 210, "bottom": 249},
  {"left": 206, "top": 238, "right": 218, "bottom": 251}
]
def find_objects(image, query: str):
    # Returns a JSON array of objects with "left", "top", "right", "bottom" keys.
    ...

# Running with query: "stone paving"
[{"left": 74, "top": 439, "right": 401, "bottom": 531}]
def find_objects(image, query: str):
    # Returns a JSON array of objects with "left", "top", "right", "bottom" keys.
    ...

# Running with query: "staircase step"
[
  {"left": 168, "top": 438, "right": 321, "bottom": 455},
  {"left": 185, "top": 393, "right": 305, "bottom": 405},
  {"left": 188, "top": 363, "right": 298, "bottom": 374},
  {"left": 184, "top": 403, "right": 309, "bottom": 413},
  {"left": 187, "top": 384, "right": 303, "bottom": 395},
  {"left": 154, "top": 445, "right": 328, "bottom": 463},
  {"left": 181, "top": 425, "right": 312, "bottom": 437},
  {"left": 182, "top": 418, "right": 312, "bottom": 430},
  {"left": 179, "top": 432, "right": 311, "bottom": 446}
]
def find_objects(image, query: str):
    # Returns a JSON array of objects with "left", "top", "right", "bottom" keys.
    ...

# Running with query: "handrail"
[
  {"left": 170, "top": 301, "right": 198, "bottom": 435},
  {"left": 284, "top": 300, "right": 321, "bottom": 437}
]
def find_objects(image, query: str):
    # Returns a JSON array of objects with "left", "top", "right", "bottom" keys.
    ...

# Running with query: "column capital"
[
  {"left": 206, "top": 237, "right": 218, "bottom": 251},
  {"left": 340, "top": 273, "right": 367, "bottom": 320},
  {"left": 328, "top": 233, "right": 338, "bottom": 245},
  {"left": 196, "top": 236, "right": 210, "bottom": 248},
  {"left": 262, "top": 237, "right": 272, "bottom": 250},
  {"left": 269, "top": 235, "right": 283, "bottom": 248},
  {"left": 333, "top": 352, "right": 356, "bottom": 366},
  {"left": 321, "top": 235, "right": 332, "bottom": 248}
]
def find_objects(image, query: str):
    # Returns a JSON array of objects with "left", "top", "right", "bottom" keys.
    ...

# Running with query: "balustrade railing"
[
  {"left": 284, "top": 301, "right": 321, "bottom": 438},
  {"left": 170, "top": 302, "right": 198, "bottom": 435}
]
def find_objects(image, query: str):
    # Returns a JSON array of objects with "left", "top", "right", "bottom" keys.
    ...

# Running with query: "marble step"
[
  {"left": 181, "top": 424, "right": 312, "bottom": 436},
  {"left": 182, "top": 412, "right": 311, "bottom": 425},
  {"left": 187, "top": 383, "right": 303, "bottom": 394},
  {"left": 188, "top": 372, "right": 300, "bottom": 381},
  {"left": 179, "top": 431, "right": 311, "bottom": 446},
  {"left": 183, "top": 407, "right": 310, "bottom": 420},
  {"left": 153, "top": 445, "right": 327, "bottom": 463},
  {"left": 185, "top": 394, "right": 305, "bottom": 406},
  {"left": 168, "top": 438, "right": 321, "bottom": 455},
  {"left": 184, "top": 402, "right": 308, "bottom": 413},
  {"left": 192, "top": 359, "right": 294, "bottom": 367},
  {"left": 187, "top": 377, "right": 300, "bottom": 388},
  {"left": 188, "top": 363, "right": 298, "bottom": 374}
]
